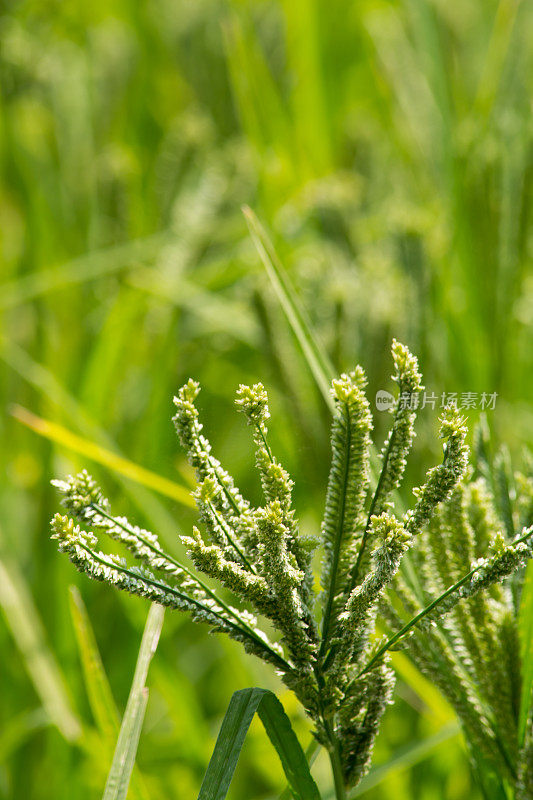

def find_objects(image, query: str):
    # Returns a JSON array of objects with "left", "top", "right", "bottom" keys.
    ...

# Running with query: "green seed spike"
[{"left": 320, "top": 372, "right": 373, "bottom": 657}]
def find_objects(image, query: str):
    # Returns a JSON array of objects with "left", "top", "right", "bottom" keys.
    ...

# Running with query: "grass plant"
[{"left": 50, "top": 342, "right": 533, "bottom": 799}]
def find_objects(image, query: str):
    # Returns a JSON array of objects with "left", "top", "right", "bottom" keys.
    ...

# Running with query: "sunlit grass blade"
[
  {"left": 105, "top": 690, "right": 149, "bottom": 800},
  {"left": 11, "top": 405, "right": 195, "bottom": 508},
  {"left": 0, "top": 544, "right": 81, "bottom": 742},
  {"left": 102, "top": 603, "right": 165, "bottom": 800},
  {"left": 198, "top": 687, "right": 321, "bottom": 800},
  {"left": 69, "top": 586, "right": 151, "bottom": 800},
  {"left": 1, "top": 339, "right": 187, "bottom": 543},
  {"left": 347, "top": 721, "right": 461, "bottom": 798},
  {"left": 243, "top": 206, "right": 335, "bottom": 411},
  {"left": 518, "top": 561, "right": 533, "bottom": 745}
]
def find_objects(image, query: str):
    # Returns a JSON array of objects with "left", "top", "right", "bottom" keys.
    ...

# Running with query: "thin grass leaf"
[
  {"left": 1, "top": 340, "right": 188, "bottom": 543},
  {"left": 102, "top": 603, "right": 164, "bottom": 800},
  {"left": 277, "top": 740, "right": 321, "bottom": 800},
  {"left": 243, "top": 206, "right": 335, "bottom": 411},
  {"left": 11, "top": 405, "right": 195, "bottom": 508},
  {"left": 69, "top": 587, "right": 151, "bottom": 800},
  {"left": 103, "top": 691, "right": 149, "bottom": 800},
  {"left": 197, "top": 688, "right": 321, "bottom": 800},
  {"left": 0, "top": 546, "right": 81, "bottom": 742},
  {"left": 69, "top": 586, "right": 120, "bottom": 740}
]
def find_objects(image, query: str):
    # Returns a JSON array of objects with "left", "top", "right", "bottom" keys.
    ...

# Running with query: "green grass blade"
[
  {"left": 69, "top": 586, "right": 120, "bottom": 741},
  {"left": 518, "top": 561, "right": 533, "bottom": 744},
  {"left": 256, "top": 693, "right": 322, "bottom": 800},
  {"left": 198, "top": 687, "right": 321, "bottom": 800},
  {"left": 69, "top": 587, "right": 152, "bottom": 800},
  {"left": 103, "top": 691, "right": 149, "bottom": 800},
  {"left": 277, "top": 740, "right": 321, "bottom": 800},
  {"left": 1, "top": 339, "right": 188, "bottom": 544},
  {"left": 243, "top": 206, "right": 335, "bottom": 411},
  {"left": 11, "top": 405, "right": 195, "bottom": 508},
  {"left": 0, "top": 544, "right": 81, "bottom": 742},
  {"left": 102, "top": 603, "right": 165, "bottom": 800}
]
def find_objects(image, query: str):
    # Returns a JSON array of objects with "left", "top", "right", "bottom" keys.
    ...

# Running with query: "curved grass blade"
[
  {"left": 243, "top": 206, "right": 335, "bottom": 411},
  {"left": 102, "top": 603, "right": 164, "bottom": 800},
  {"left": 11, "top": 405, "right": 195, "bottom": 508},
  {"left": 197, "top": 687, "right": 321, "bottom": 800}
]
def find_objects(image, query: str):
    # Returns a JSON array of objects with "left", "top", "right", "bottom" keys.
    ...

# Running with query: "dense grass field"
[{"left": 1, "top": 1, "right": 532, "bottom": 798}]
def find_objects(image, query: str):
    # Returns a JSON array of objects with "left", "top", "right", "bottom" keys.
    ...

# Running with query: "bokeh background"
[{"left": 1, "top": 0, "right": 532, "bottom": 798}]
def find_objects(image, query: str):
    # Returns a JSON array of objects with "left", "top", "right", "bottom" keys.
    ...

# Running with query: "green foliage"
[
  {"left": 1, "top": 1, "right": 532, "bottom": 798},
  {"left": 102, "top": 603, "right": 164, "bottom": 800},
  {"left": 51, "top": 342, "right": 533, "bottom": 797},
  {"left": 197, "top": 688, "right": 320, "bottom": 800}
]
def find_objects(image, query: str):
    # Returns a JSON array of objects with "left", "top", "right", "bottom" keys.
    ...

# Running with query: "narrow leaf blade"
[
  {"left": 69, "top": 585, "right": 119, "bottom": 741},
  {"left": 243, "top": 206, "right": 334, "bottom": 410},
  {"left": 257, "top": 693, "right": 322, "bottom": 800},
  {"left": 102, "top": 603, "right": 164, "bottom": 800},
  {"left": 11, "top": 405, "right": 195, "bottom": 508},
  {"left": 198, "top": 687, "right": 320, "bottom": 800}
]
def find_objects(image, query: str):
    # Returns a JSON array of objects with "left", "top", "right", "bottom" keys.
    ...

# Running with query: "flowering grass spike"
[{"left": 51, "top": 340, "right": 533, "bottom": 799}]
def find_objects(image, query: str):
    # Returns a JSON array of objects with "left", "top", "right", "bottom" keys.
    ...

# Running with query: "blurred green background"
[{"left": 0, "top": 0, "right": 532, "bottom": 798}]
